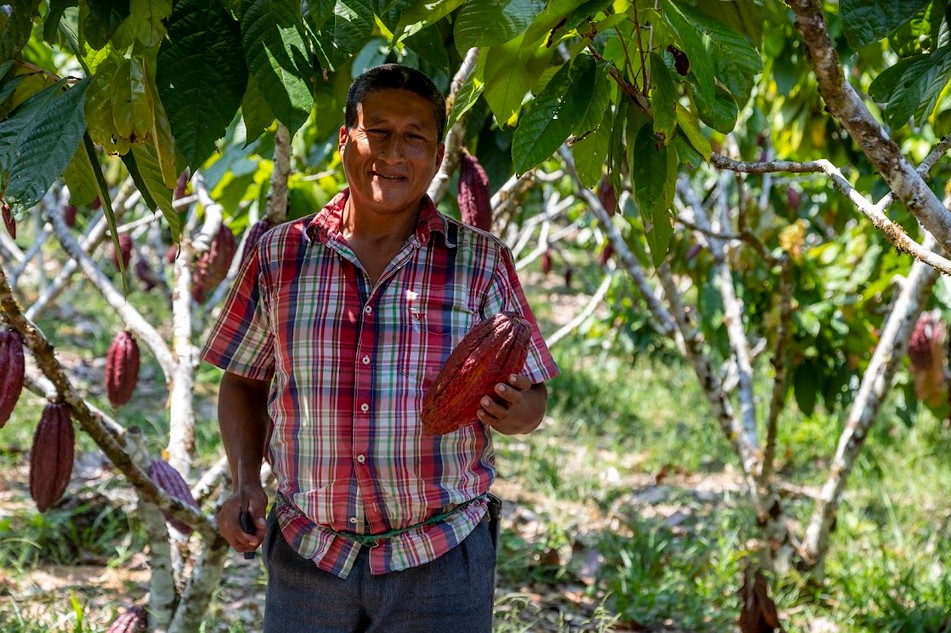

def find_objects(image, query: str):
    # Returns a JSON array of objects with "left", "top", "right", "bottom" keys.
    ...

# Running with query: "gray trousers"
[{"left": 262, "top": 511, "right": 497, "bottom": 633}]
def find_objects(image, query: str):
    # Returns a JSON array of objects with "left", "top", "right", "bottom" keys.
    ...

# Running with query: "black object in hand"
[{"left": 239, "top": 510, "right": 256, "bottom": 560}]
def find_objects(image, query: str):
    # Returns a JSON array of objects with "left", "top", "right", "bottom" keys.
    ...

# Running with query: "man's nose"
[{"left": 377, "top": 136, "right": 405, "bottom": 162}]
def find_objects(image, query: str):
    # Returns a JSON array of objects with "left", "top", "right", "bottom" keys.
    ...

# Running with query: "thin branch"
[
  {"left": 759, "top": 256, "right": 793, "bottom": 486},
  {"left": 548, "top": 272, "right": 613, "bottom": 347}
]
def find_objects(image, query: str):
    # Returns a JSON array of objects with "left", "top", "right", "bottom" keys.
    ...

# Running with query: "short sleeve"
[
  {"left": 200, "top": 244, "right": 275, "bottom": 381},
  {"left": 483, "top": 245, "right": 559, "bottom": 384}
]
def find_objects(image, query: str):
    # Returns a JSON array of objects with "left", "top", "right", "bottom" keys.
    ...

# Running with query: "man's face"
[{"left": 339, "top": 88, "right": 445, "bottom": 218}]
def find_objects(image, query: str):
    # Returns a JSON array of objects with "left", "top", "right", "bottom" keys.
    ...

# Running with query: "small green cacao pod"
[
  {"left": 105, "top": 330, "right": 140, "bottom": 408},
  {"left": 29, "top": 403, "right": 75, "bottom": 512},
  {"left": 420, "top": 311, "right": 532, "bottom": 435},
  {"left": 149, "top": 458, "right": 200, "bottom": 535},
  {"left": 107, "top": 605, "right": 147, "bottom": 633},
  {"left": 0, "top": 328, "right": 26, "bottom": 427},
  {"left": 458, "top": 150, "right": 492, "bottom": 232}
]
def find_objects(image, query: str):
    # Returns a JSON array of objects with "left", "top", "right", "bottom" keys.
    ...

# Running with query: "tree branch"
[{"left": 428, "top": 47, "right": 480, "bottom": 205}]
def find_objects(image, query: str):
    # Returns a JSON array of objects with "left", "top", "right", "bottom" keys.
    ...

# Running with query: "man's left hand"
[{"left": 477, "top": 374, "right": 548, "bottom": 435}]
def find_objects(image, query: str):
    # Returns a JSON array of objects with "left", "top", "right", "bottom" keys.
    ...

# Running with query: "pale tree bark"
[{"left": 428, "top": 47, "right": 480, "bottom": 205}]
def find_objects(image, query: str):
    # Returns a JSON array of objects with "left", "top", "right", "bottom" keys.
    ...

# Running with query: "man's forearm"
[{"left": 218, "top": 371, "right": 271, "bottom": 486}]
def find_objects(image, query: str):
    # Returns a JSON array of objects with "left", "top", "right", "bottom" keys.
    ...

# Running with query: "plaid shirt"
[{"left": 201, "top": 190, "right": 558, "bottom": 578}]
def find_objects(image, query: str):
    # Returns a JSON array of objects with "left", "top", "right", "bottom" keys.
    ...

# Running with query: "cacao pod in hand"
[
  {"left": 107, "top": 605, "right": 147, "bottom": 633},
  {"left": 29, "top": 403, "right": 75, "bottom": 512},
  {"left": 112, "top": 233, "right": 133, "bottom": 271},
  {"left": 420, "top": 311, "right": 532, "bottom": 435},
  {"left": 0, "top": 328, "right": 25, "bottom": 427},
  {"left": 149, "top": 458, "right": 200, "bottom": 535},
  {"left": 2, "top": 203, "right": 14, "bottom": 239},
  {"left": 458, "top": 151, "right": 492, "bottom": 232},
  {"left": 238, "top": 219, "right": 272, "bottom": 270},
  {"left": 105, "top": 330, "right": 140, "bottom": 407},
  {"left": 192, "top": 224, "right": 237, "bottom": 303}
]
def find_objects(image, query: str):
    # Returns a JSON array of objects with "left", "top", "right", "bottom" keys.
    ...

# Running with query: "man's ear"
[
  {"left": 338, "top": 126, "right": 349, "bottom": 153},
  {"left": 435, "top": 142, "right": 445, "bottom": 170}
]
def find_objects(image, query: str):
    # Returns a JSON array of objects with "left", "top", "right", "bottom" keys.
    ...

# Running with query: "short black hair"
[{"left": 346, "top": 63, "right": 447, "bottom": 141}]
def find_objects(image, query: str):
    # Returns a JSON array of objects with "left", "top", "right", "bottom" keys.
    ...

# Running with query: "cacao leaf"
[
  {"left": 309, "top": 0, "right": 374, "bottom": 71},
  {"left": 632, "top": 123, "right": 675, "bottom": 266},
  {"left": 869, "top": 45, "right": 951, "bottom": 129},
  {"left": 888, "top": 1, "right": 945, "bottom": 57},
  {"left": 80, "top": 0, "right": 132, "bottom": 50},
  {"left": 241, "top": 0, "right": 312, "bottom": 133},
  {"left": 675, "top": 103, "right": 711, "bottom": 160},
  {"left": 404, "top": 26, "right": 449, "bottom": 73},
  {"left": 129, "top": 0, "right": 171, "bottom": 47},
  {"left": 62, "top": 142, "right": 100, "bottom": 207},
  {"left": 693, "top": 0, "right": 764, "bottom": 51},
  {"left": 572, "top": 56, "right": 611, "bottom": 137},
  {"left": 302, "top": 0, "right": 335, "bottom": 31},
  {"left": 571, "top": 107, "right": 612, "bottom": 189},
  {"left": 841, "top": 0, "right": 932, "bottom": 50},
  {"left": 454, "top": 0, "right": 542, "bottom": 51},
  {"left": 677, "top": 3, "right": 762, "bottom": 101},
  {"left": 3, "top": 79, "right": 89, "bottom": 211},
  {"left": 128, "top": 144, "right": 180, "bottom": 239},
  {"left": 83, "top": 132, "right": 125, "bottom": 293},
  {"left": 522, "top": 0, "right": 577, "bottom": 47},
  {"left": 43, "top": 0, "right": 76, "bottom": 45},
  {"left": 483, "top": 35, "right": 534, "bottom": 126},
  {"left": 241, "top": 74, "right": 276, "bottom": 146},
  {"left": 158, "top": 0, "right": 247, "bottom": 168},
  {"left": 445, "top": 61, "right": 484, "bottom": 132},
  {"left": 0, "top": 82, "right": 61, "bottom": 176},
  {"left": 692, "top": 82, "right": 738, "bottom": 134},
  {"left": 660, "top": 0, "right": 715, "bottom": 105},
  {"left": 141, "top": 58, "right": 178, "bottom": 189},
  {"left": 650, "top": 52, "right": 678, "bottom": 145},
  {"left": 396, "top": 0, "right": 466, "bottom": 36},
  {"left": 0, "top": 0, "right": 41, "bottom": 62}
]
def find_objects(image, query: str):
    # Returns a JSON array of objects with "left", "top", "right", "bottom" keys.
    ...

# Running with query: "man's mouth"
[{"left": 371, "top": 171, "right": 406, "bottom": 181}]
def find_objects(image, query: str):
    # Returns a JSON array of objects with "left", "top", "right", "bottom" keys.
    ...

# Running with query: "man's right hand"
[{"left": 216, "top": 485, "right": 268, "bottom": 554}]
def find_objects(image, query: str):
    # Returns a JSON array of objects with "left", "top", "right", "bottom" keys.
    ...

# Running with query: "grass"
[{"left": 3, "top": 259, "right": 951, "bottom": 632}]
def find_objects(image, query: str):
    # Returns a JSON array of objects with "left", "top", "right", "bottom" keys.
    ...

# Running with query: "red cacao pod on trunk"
[
  {"left": 64, "top": 204, "right": 78, "bottom": 228},
  {"left": 107, "top": 605, "right": 147, "bottom": 633},
  {"left": 420, "top": 311, "right": 532, "bottom": 435},
  {"left": 458, "top": 151, "right": 492, "bottom": 232},
  {"left": 192, "top": 224, "right": 237, "bottom": 303},
  {"left": 597, "top": 178, "right": 617, "bottom": 216},
  {"left": 106, "top": 330, "right": 140, "bottom": 407},
  {"left": 2, "top": 203, "right": 15, "bottom": 239},
  {"left": 29, "top": 403, "right": 75, "bottom": 512},
  {"left": 238, "top": 219, "right": 272, "bottom": 270},
  {"left": 0, "top": 328, "right": 25, "bottom": 427},
  {"left": 149, "top": 458, "right": 199, "bottom": 535},
  {"left": 112, "top": 233, "right": 133, "bottom": 271}
]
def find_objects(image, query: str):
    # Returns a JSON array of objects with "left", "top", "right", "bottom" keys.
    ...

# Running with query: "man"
[{"left": 202, "top": 64, "right": 559, "bottom": 633}]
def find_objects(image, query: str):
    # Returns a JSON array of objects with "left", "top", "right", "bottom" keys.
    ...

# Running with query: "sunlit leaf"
[
  {"left": 454, "top": 0, "right": 543, "bottom": 50},
  {"left": 841, "top": 0, "right": 932, "bottom": 50}
]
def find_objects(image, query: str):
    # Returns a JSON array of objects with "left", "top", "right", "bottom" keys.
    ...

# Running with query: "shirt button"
[
  {"left": 349, "top": 517, "right": 358, "bottom": 524},
  {"left": 356, "top": 454, "right": 366, "bottom": 463},
  {"left": 364, "top": 305, "right": 372, "bottom": 315},
  {"left": 360, "top": 403, "right": 369, "bottom": 413},
  {"left": 362, "top": 355, "right": 370, "bottom": 365}
]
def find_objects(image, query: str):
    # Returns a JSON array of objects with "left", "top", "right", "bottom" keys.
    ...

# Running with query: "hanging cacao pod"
[
  {"left": 598, "top": 243, "right": 614, "bottom": 267},
  {"left": 112, "top": 233, "right": 133, "bottom": 271},
  {"left": 2, "top": 203, "right": 15, "bottom": 239},
  {"left": 105, "top": 330, "right": 140, "bottom": 408},
  {"left": 666, "top": 45, "right": 690, "bottom": 76},
  {"left": 134, "top": 258, "right": 161, "bottom": 292},
  {"left": 174, "top": 169, "right": 190, "bottom": 200},
  {"left": 597, "top": 177, "right": 617, "bottom": 217},
  {"left": 107, "top": 605, "right": 147, "bottom": 633},
  {"left": 420, "top": 311, "right": 532, "bottom": 435},
  {"left": 192, "top": 224, "right": 237, "bottom": 303},
  {"left": 64, "top": 205, "right": 78, "bottom": 228},
  {"left": 29, "top": 403, "right": 75, "bottom": 512},
  {"left": 908, "top": 312, "right": 937, "bottom": 369},
  {"left": 148, "top": 458, "right": 200, "bottom": 535},
  {"left": 0, "top": 328, "right": 25, "bottom": 427},
  {"left": 238, "top": 219, "right": 272, "bottom": 270},
  {"left": 540, "top": 250, "right": 553, "bottom": 275},
  {"left": 458, "top": 151, "right": 492, "bottom": 232}
]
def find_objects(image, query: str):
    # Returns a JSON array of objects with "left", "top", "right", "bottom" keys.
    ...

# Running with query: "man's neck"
[{"left": 341, "top": 197, "right": 420, "bottom": 245}]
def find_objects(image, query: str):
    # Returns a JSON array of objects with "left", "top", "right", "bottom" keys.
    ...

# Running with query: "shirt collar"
[{"left": 306, "top": 189, "right": 451, "bottom": 247}]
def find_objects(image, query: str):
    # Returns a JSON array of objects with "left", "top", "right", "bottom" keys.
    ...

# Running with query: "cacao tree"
[{"left": 2, "top": 0, "right": 951, "bottom": 629}]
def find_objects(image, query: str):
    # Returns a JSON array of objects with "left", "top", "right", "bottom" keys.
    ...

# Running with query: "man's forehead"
[{"left": 356, "top": 90, "right": 437, "bottom": 127}]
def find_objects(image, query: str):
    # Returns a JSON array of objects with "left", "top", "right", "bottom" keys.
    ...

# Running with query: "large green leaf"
[
  {"left": 522, "top": 0, "right": 577, "bottom": 47},
  {"left": 869, "top": 45, "right": 951, "bottom": 128},
  {"left": 631, "top": 122, "right": 675, "bottom": 266},
  {"left": 678, "top": 3, "right": 761, "bottom": 101},
  {"left": 571, "top": 106, "right": 611, "bottom": 189},
  {"left": 129, "top": 0, "right": 171, "bottom": 47},
  {"left": 483, "top": 35, "right": 532, "bottom": 125},
  {"left": 445, "top": 62, "right": 484, "bottom": 132},
  {"left": 0, "top": 82, "right": 62, "bottom": 176},
  {"left": 454, "top": 0, "right": 543, "bottom": 51},
  {"left": 159, "top": 0, "right": 248, "bottom": 167},
  {"left": 888, "top": 0, "right": 945, "bottom": 57},
  {"left": 43, "top": 0, "right": 77, "bottom": 45},
  {"left": 242, "top": 0, "right": 313, "bottom": 134},
  {"left": 694, "top": 0, "right": 764, "bottom": 50},
  {"left": 1, "top": 0, "right": 41, "bottom": 61},
  {"left": 130, "top": 144, "right": 180, "bottom": 238},
  {"left": 691, "top": 82, "right": 738, "bottom": 134},
  {"left": 404, "top": 25, "right": 449, "bottom": 72},
  {"left": 142, "top": 59, "right": 178, "bottom": 188},
  {"left": 573, "top": 57, "right": 611, "bottom": 136},
  {"left": 841, "top": 0, "right": 933, "bottom": 50},
  {"left": 675, "top": 103, "right": 710, "bottom": 161},
  {"left": 80, "top": 0, "right": 131, "bottom": 50},
  {"left": 2, "top": 79, "right": 89, "bottom": 211},
  {"left": 310, "top": 0, "right": 374, "bottom": 71},
  {"left": 62, "top": 142, "right": 100, "bottom": 206},
  {"left": 84, "top": 55, "right": 151, "bottom": 155},
  {"left": 650, "top": 52, "right": 678, "bottom": 144},
  {"left": 660, "top": 0, "right": 714, "bottom": 105},
  {"left": 512, "top": 54, "right": 599, "bottom": 174},
  {"left": 396, "top": 0, "right": 466, "bottom": 36},
  {"left": 241, "top": 73, "right": 276, "bottom": 146}
]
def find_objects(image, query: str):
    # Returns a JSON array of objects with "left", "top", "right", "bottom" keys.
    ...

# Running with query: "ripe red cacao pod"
[
  {"left": 598, "top": 243, "right": 614, "bottom": 267},
  {"left": 420, "top": 311, "right": 532, "bottom": 435},
  {"left": 238, "top": 219, "right": 272, "bottom": 270},
  {"left": 2, "top": 203, "right": 15, "bottom": 239},
  {"left": 192, "top": 224, "right": 237, "bottom": 303},
  {"left": 165, "top": 244, "right": 178, "bottom": 264},
  {"left": 148, "top": 458, "right": 199, "bottom": 535},
  {"left": 0, "top": 328, "right": 26, "bottom": 427},
  {"left": 458, "top": 151, "right": 492, "bottom": 232},
  {"left": 540, "top": 250, "right": 553, "bottom": 275},
  {"left": 112, "top": 233, "right": 133, "bottom": 271},
  {"left": 174, "top": 169, "right": 190, "bottom": 200},
  {"left": 596, "top": 178, "right": 617, "bottom": 217},
  {"left": 107, "top": 605, "right": 147, "bottom": 633},
  {"left": 908, "top": 313, "right": 937, "bottom": 370},
  {"left": 105, "top": 330, "right": 140, "bottom": 407},
  {"left": 29, "top": 403, "right": 75, "bottom": 512},
  {"left": 135, "top": 258, "right": 161, "bottom": 292},
  {"left": 64, "top": 205, "right": 78, "bottom": 228}
]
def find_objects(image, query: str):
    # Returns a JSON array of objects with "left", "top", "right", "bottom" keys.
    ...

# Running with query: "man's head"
[{"left": 346, "top": 64, "right": 447, "bottom": 141}]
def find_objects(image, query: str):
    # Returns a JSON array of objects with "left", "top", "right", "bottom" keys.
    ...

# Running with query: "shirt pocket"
[{"left": 400, "top": 301, "right": 478, "bottom": 390}]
